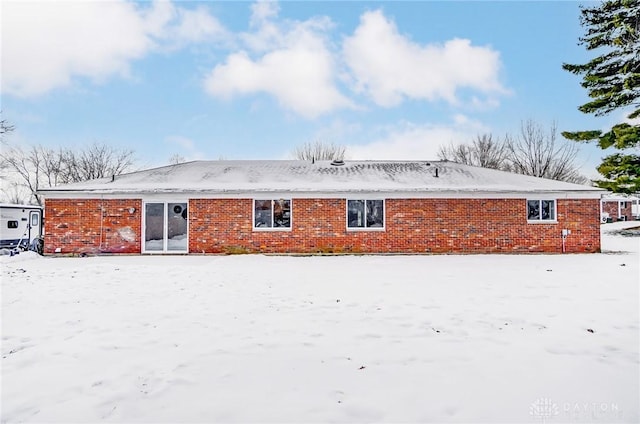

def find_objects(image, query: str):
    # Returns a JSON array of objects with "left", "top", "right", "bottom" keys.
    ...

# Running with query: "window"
[
  {"left": 527, "top": 200, "right": 556, "bottom": 221},
  {"left": 347, "top": 199, "right": 384, "bottom": 229},
  {"left": 144, "top": 203, "right": 165, "bottom": 252},
  {"left": 7, "top": 220, "right": 18, "bottom": 229},
  {"left": 620, "top": 202, "right": 627, "bottom": 208},
  {"left": 254, "top": 199, "right": 291, "bottom": 229}
]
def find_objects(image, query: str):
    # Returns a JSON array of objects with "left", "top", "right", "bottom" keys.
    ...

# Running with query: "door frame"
[
  {"left": 142, "top": 200, "right": 189, "bottom": 254},
  {"left": 28, "top": 209, "right": 42, "bottom": 244}
]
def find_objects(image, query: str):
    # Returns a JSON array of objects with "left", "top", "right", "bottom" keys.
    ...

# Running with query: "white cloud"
[
  {"left": 345, "top": 117, "right": 489, "bottom": 160},
  {"left": 166, "top": 135, "right": 196, "bottom": 151},
  {"left": 171, "top": 6, "right": 228, "bottom": 45},
  {"left": 204, "top": 4, "right": 352, "bottom": 119},
  {"left": 343, "top": 10, "right": 507, "bottom": 107},
  {"left": 165, "top": 135, "right": 205, "bottom": 160},
  {"left": 469, "top": 96, "right": 502, "bottom": 111},
  {"left": 1, "top": 1, "right": 227, "bottom": 97},
  {"left": 250, "top": 1, "right": 280, "bottom": 27},
  {"left": 311, "top": 119, "right": 363, "bottom": 146}
]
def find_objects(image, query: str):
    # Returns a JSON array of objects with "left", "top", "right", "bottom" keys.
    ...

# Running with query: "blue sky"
[{"left": 1, "top": 0, "right": 619, "bottom": 177}]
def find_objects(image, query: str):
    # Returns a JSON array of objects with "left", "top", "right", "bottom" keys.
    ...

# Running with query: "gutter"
[{"left": 37, "top": 188, "right": 606, "bottom": 200}]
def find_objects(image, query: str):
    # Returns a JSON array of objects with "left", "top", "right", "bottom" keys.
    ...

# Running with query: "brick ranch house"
[
  {"left": 600, "top": 194, "right": 639, "bottom": 222},
  {"left": 38, "top": 160, "right": 605, "bottom": 255}
]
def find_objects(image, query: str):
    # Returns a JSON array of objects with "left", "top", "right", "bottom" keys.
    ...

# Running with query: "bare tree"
[
  {"left": 38, "top": 146, "right": 65, "bottom": 187},
  {"left": 438, "top": 134, "right": 510, "bottom": 170},
  {"left": 1, "top": 184, "right": 31, "bottom": 205},
  {"left": 506, "top": 120, "right": 588, "bottom": 184},
  {"left": 169, "top": 153, "right": 187, "bottom": 165},
  {"left": 61, "top": 142, "right": 135, "bottom": 183},
  {"left": 0, "top": 111, "right": 14, "bottom": 141},
  {"left": 1, "top": 145, "right": 47, "bottom": 205},
  {"left": 293, "top": 141, "right": 346, "bottom": 162},
  {"left": 1, "top": 142, "right": 136, "bottom": 205},
  {"left": 0, "top": 112, "right": 16, "bottom": 185},
  {"left": 438, "top": 120, "right": 589, "bottom": 184}
]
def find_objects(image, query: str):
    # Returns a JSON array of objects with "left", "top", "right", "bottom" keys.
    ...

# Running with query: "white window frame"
[
  {"left": 142, "top": 200, "right": 189, "bottom": 253},
  {"left": 346, "top": 199, "right": 386, "bottom": 231},
  {"left": 252, "top": 199, "right": 292, "bottom": 231},
  {"left": 526, "top": 199, "right": 557, "bottom": 223}
]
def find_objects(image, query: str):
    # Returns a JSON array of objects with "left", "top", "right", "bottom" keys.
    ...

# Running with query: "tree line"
[
  {"left": 0, "top": 142, "right": 136, "bottom": 206},
  {"left": 0, "top": 118, "right": 590, "bottom": 207},
  {"left": 437, "top": 120, "right": 588, "bottom": 184}
]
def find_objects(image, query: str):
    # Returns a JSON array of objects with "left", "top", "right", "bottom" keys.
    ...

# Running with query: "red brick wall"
[
  {"left": 44, "top": 199, "right": 142, "bottom": 254},
  {"left": 189, "top": 198, "right": 600, "bottom": 254},
  {"left": 44, "top": 197, "right": 600, "bottom": 255},
  {"left": 601, "top": 200, "right": 633, "bottom": 221}
]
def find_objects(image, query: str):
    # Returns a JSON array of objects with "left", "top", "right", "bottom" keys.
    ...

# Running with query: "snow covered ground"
[{"left": 2, "top": 222, "right": 638, "bottom": 423}]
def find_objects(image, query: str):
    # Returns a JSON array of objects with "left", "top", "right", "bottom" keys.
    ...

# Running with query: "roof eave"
[{"left": 38, "top": 187, "right": 606, "bottom": 198}]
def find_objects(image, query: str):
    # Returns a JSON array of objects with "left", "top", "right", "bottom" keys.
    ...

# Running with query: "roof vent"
[{"left": 330, "top": 159, "right": 345, "bottom": 166}]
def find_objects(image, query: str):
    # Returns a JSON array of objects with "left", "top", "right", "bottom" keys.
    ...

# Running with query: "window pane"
[
  {"left": 527, "top": 200, "right": 540, "bottom": 220},
  {"left": 348, "top": 200, "right": 365, "bottom": 228},
  {"left": 273, "top": 199, "right": 291, "bottom": 228},
  {"left": 8, "top": 220, "right": 18, "bottom": 229},
  {"left": 542, "top": 200, "right": 555, "bottom": 220},
  {"left": 366, "top": 200, "right": 384, "bottom": 227},
  {"left": 167, "top": 203, "right": 188, "bottom": 251},
  {"left": 31, "top": 213, "right": 39, "bottom": 227},
  {"left": 145, "top": 203, "right": 165, "bottom": 251},
  {"left": 255, "top": 200, "right": 272, "bottom": 228}
]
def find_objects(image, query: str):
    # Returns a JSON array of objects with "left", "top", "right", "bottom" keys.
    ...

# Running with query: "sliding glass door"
[
  {"left": 144, "top": 202, "right": 188, "bottom": 253},
  {"left": 167, "top": 203, "right": 188, "bottom": 251}
]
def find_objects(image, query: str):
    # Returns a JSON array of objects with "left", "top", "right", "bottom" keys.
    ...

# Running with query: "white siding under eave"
[{"left": 39, "top": 189, "right": 604, "bottom": 200}]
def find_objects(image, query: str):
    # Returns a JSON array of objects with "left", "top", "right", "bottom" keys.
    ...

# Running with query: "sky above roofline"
[
  {"left": 36, "top": 159, "right": 605, "bottom": 198},
  {"left": 2, "top": 0, "right": 630, "bottom": 181}
]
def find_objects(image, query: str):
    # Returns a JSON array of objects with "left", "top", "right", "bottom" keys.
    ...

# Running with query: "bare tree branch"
[
  {"left": 438, "top": 134, "right": 510, "bottom": 170},
  {"left": 0, "top": 111, "right": 15, "bottom": 141},
  {"left": 60, "top": 142, "right": 135, "bottom": 182},
  {"left": 438, "top": 120, "right": 589, "bottom": 184},
  {"left": 1, "top": 145, "right": 44, "bottom": 205},
  {"left": 169, "top": 153, "right": 187, "bottom": 165},
  {"left": 506, "top": 120, "right": 588, "bottom": 183},
  {"left": 1, "top": 184, "right": 31, "bottom": 205},
  {"left": 293, "top": 141, "right": 346, "bottom": 162},
  {"left": 1, "top": 142, "right": 136, "bottom": 205}
]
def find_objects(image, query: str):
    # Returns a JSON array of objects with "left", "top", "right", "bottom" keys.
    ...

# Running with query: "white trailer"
[{"left": 0, "top": 204, "right": 43, "bottom": 252}]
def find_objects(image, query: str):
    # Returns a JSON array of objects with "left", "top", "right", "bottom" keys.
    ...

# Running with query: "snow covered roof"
[
  {"left": 0, "top": 203, "right": 42, "bottom": 209},
  {"left": 601, "top": 193, "right": 640, "bottom": 202},
  {"left": 38, "top": 160, "right": 604, "bottom": 197}
]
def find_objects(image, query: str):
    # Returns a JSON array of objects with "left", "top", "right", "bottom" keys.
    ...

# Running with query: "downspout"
[
  {"left": 99, "top": 195, "right": 104, "bottom": 252},
  {"left": 618, "top": 201, "right": 622, "bottom": 220},
  {"left": 600, "top": 198, "right": 603, "bottom": 220}
]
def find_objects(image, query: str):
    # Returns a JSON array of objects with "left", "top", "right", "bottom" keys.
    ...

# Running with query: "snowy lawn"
[{"left": 2, "top": 222, "right": 639, "bottom": 423}]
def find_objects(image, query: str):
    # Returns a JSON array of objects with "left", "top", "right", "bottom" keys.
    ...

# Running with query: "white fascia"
[{"left": 40, "top": 189, "right": 604, "bottom": 200}]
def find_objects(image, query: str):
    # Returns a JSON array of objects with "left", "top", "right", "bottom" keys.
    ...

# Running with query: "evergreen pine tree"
[{"left": 562, "top": 0, "right": 640, "bottom": 193}]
